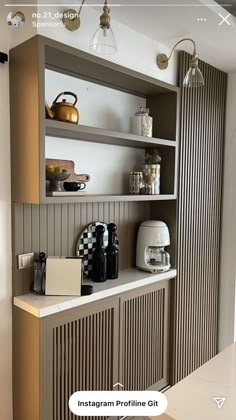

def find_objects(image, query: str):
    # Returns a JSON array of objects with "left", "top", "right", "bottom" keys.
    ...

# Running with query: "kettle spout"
[{"left": 45, "top": 101, "right": 55, "bottom": 119}]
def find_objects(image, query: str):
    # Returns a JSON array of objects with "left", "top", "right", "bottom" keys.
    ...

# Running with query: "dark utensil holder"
[{"left": 33, "top": 261, "right": 46, "bottom": 294}]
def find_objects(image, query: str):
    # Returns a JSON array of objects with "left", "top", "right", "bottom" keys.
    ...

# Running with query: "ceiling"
[{"left": 90, "top": 0, "right": 236, "bottom": 73}]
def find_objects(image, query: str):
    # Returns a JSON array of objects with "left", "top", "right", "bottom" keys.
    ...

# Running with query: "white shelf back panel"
[
  {"left": 45, "top": 69, "right": 146, "bottom": 133},
  {"left": 46, "top": 137, "right": 144, "bottom": 194}
]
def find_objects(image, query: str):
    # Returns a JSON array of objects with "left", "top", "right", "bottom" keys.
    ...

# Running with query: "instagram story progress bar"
[{"left": 3, "top": 2, "right": 234, "bottom": 7}]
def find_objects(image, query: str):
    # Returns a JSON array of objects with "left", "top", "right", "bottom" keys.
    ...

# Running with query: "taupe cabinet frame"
[
  {"left": 11, "top": 34, "right": 177, "bottom": 420},
  {"left": 9, "top": 35, "right": 179, "bottom": 204},
  {"left": 13, "top": 279, "right": 170, "bottom": 420}
]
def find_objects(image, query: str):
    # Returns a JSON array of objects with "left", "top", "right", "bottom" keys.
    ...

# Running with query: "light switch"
[{"left": 18, "top": 252, "right": 34, "bottom": 270}]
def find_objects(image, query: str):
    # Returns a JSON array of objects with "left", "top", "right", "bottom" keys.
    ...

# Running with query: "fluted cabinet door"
[
  {"left": 41, "top": 298, "right": 120, "bottom": 420},
  {"left": 120, "top": 280, "right": 170, "bottom": 391},
  {"left": 171, "top": 52, "right": 227, "bottom": 384}
]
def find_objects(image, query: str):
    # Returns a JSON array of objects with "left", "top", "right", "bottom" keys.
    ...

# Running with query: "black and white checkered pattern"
[{"left": 76, "top": 222, "right": 108, "bottom": 278}]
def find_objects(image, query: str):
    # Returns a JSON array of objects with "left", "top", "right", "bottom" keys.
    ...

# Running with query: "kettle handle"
[{"left": 53, "top": 91, "right": 78, "bottom": 106}]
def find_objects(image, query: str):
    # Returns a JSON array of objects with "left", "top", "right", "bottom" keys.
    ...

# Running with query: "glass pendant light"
[
  {"left": 183, "top": 55, "right": 204, "bottom": 87},
  {"left": 156, "top": 38, "right": 205, "bottom": 88},
  {"left": 90, "top": 0, "right": 117, "bottom": 55}
]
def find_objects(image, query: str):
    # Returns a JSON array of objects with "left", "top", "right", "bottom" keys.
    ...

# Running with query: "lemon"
[
  {"left": 54, "top": 166, "right": 63, "bottom": 173},
  {"left": 46, "top": 165, "right": 55, "bottom": 173}
]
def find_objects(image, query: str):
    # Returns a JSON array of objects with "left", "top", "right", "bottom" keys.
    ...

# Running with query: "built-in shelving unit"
[
  {"left": 10, "top": 35, "right": 179, "bottom": 205},
  {"left": 10, "top": 35, "right": 180, "bottom": 420}
]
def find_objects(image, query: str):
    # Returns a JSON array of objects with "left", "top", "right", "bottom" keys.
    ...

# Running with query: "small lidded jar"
[{"left": 131, "top": 107, "right": 153, "bottom": 137}]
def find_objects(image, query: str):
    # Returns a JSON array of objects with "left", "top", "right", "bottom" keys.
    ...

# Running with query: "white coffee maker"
[{"left": 136, "top": 220, "right": 171, "bottom": 273}]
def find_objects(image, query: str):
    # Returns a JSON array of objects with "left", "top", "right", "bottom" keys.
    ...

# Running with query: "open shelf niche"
[{"left": 10, "top": 35, "right": 179, "bottom": 205}]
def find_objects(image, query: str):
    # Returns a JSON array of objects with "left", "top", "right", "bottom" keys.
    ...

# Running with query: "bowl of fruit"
[{"left": 46, "top": 165, "right": 71, "bottom": 192}]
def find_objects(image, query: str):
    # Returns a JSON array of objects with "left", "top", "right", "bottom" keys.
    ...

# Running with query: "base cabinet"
[
  {"left": 13, "top": 280, "right": 170, "bottom": 420},
  {"left": 120, "top": 282, "right": 170, "bottom": 391},
  {"left": 50, "top": 298, "right": 120, "bottom": 420}
]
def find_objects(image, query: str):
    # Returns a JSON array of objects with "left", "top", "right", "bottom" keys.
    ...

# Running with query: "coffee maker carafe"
[{"left": 136, "top": 221, "right": 171, "bottom": 273}]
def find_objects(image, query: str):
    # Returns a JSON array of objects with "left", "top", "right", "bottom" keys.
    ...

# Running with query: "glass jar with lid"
[{"left": 131, "top": 107, "right": 153, "bottom": 137}]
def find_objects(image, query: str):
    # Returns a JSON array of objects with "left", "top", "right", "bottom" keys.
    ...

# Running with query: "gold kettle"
[{"left": 45, "top": 92, "right": 79, "bottom": 124}]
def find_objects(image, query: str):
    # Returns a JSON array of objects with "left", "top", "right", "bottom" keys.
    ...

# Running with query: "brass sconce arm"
[
  {"left": 62, "top": 0, "right": 85, "bottom": 32},
  {"left": 78, "top": 0, "right": 86, "bottom": 15},
  {"left": 157, "top": 38, "right": 197, "bottom": 70}
]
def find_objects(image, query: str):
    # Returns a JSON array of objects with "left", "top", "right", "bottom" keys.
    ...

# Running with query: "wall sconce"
[
  {"left": 156, "top": 38, "right": 204, "bottom": 88},
  {"left": 62, "top": 1, "right": 85, "bottom": 32},
  {"left": 90, "top": 0, "right": 117, "bottom": 55},
  {"left": 63, "top": 0, "right": 117, "bottom": 55}
]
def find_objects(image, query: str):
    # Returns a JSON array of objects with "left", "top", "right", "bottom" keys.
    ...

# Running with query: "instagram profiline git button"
[{"left": 69, "top": 390, "right": 168, "bottom": 417}]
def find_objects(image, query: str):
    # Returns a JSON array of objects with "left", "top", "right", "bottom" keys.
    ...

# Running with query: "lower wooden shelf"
[{"left": 43, "top": 193, "right": 176, "bottom": 204}]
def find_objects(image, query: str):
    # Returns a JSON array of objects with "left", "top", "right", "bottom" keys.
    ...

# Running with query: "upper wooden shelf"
[{"left": 45, "top": 119, "right": 177, "bottom": 149}]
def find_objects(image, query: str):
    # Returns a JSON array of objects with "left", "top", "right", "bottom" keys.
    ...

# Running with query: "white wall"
[
  {"left": 0, "top": 5, "right": 176, "bottom": 420},
  {"left": 38, "top": 4, "right": 177, "bottom": 85},
  {"left": 218, "top": 72, "right": 236, "bottom": 351},
  {"left": 45, "top": 69, "right": 146, "bottom": 133}
]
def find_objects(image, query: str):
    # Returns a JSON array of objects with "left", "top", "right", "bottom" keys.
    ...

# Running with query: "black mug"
[{"left": 63, "top": 182, "right": 86, "bottom": 191}]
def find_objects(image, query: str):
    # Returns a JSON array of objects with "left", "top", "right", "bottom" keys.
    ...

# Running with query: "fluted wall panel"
[
  {"left": 171, "top": 52, "right": 227, "bottom": 384},
  {"left": 12, "top": 201, "right": 150, "bottom": 296}
]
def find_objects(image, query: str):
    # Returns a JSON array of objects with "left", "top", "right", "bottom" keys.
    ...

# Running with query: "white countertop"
[
  {"left": 13, "top": 268, "right": 176, "bottom": 318},
  {"left": 164, "top": 343, "right": 236, "bottom": 420}
]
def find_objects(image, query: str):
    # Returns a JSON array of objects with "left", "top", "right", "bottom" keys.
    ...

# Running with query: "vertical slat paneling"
[
  {"left": 61, "top": 204, "right": 68, "bottom": 256},
  {"left": 31, "top": 204, "right": 40, "bottom": 251},
  {"left": 172, "top": 52, "right": 227, "bottom": 384},
  {"left": 13, "top": 201, "right": 151, "bottom": 295},
  {"left": 47, "top": 204, "right": 55, "bottom": 256},
  {"left": 23, "top": 204, "right": 32, "bottom": 252},
  {"left": 122, "top": 288, "right": 166, "bottom": 391},
  {"left": 53, "top": 308, "right": 114, "bottom": 420},
  {"left": 39, "top": 204, "right": 47, "bottom": 252},
  {"left": 54, "top": 204, "right": 62, "bottom": 256}
]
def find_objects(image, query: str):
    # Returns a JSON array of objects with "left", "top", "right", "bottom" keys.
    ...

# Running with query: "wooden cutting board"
[{"left": 46, "top": 159, "right": 90, "bottom": 183}]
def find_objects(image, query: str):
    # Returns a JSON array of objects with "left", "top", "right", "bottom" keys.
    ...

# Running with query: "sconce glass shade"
[
  {"left": 90, "top": 26, "right": 117, "bottom": 55},
  {"left": 183, "top": 64, "right": 204, "bottom": 88}
]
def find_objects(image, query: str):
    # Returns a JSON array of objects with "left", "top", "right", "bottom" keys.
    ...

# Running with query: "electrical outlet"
[{"left": 18, "top": 252, "right": 34, "bottom": 270}]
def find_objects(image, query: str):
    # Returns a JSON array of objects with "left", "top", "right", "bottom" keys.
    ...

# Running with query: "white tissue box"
[{"left": 45, "top": 257, "right": 82, "bottom": 296}]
